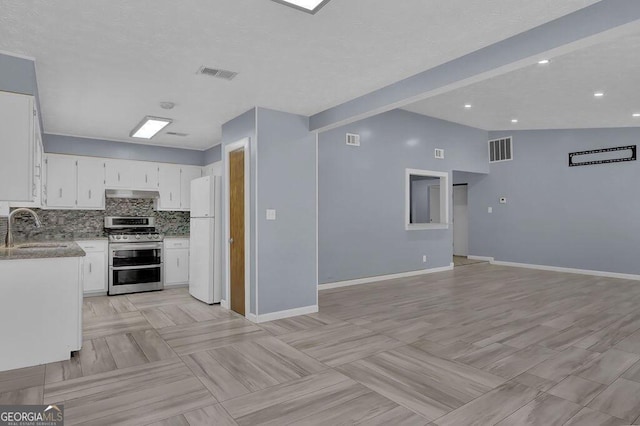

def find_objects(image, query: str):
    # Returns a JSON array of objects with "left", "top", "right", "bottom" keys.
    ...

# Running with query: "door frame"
[
  {"left": 223, "top": 137, "right": 251, "bottom": 318},
  {"left": 452, "top": 183, "right": 469, "bottom": 257}
]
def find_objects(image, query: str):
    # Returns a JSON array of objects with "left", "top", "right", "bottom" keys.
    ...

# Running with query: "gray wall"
[
  {"left": 318, "top": 109, "right": 488, "bottom": 283},
  {"left": 0, "top": 54, "right": 37, "bottom": 96},
  {"left": 256, "top": 108, "right": 317, "bottom": 313},
  {"left": 203, "top": 144, "right": 222, "bottom": 165},
  {"left": 43, "top": 134, "right": 205, "bottom": 166},
  {"left": 220, "top": 108, "right": 257, "bottom": 313},
  {"left": 469, "top": 128, "right": 640, "bottom": 275}
]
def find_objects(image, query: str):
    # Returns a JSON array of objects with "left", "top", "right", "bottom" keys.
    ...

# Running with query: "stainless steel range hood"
[{"left": 105, "top": 189, "right": 160, "bottom": 199}]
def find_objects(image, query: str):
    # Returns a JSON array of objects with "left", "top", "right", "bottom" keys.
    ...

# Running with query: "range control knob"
[
  {"left": 153, "top": 234, "right": 160, "bottom": 239},
  {"left": 135, "top": 235, "right": 141, "bottom": 240},
  {"left": 115, "top": 235, "right": 121, "bottom": 240}
]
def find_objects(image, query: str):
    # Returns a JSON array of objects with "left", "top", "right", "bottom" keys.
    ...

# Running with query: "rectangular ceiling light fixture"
[
  {"left": 270, "top": 0, "right": 331, "bottom": 14},
  {"left": 130, "top": 116, "right": 172, "bottom": 139}
]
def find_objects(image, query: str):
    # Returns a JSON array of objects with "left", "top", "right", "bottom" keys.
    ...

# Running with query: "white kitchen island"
[{"left": 0, "top": 243, "right": 84, "bottom": 372}]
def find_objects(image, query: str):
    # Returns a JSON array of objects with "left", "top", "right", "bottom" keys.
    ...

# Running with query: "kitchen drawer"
[
  {"left": 164, "top": 239, "right": 189, "bottom": 250},
  {"left": 76, "top": 240, "right": 108, "bottom": 253}
]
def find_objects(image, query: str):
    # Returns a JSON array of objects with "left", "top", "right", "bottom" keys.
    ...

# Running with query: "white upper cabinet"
[
  {"left": 45, "top": 155, "right": 77, "bottom": 208},
  {"left": 132, "top": 162, "right": 158, "bottom": 189},
  {"left": 158, "top": 164, "right": 181, "bottom": 210},
  {"left": 77, "top": 157, "right": 105, "bottom": 209},
  {"left": 104, "top": 159, "right": 133, "bottom": 188},
  {"left": 180, "top": 166, "right": 202, "bottom": 210},
  {"left": 0, "top": 91, "right": 35, "bottom": 202}
]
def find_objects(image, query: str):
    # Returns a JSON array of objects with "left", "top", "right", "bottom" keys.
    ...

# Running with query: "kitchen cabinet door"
[
  {"left": 45, "top": 155, "right": 77, "bottom": 208},
  {"left": 180, "top": 166, "right": 202, "bottom": 210},
  {"left": 105, "top": 160, "right": 133, "bottom": 188},
  {"left": 165, "top": 248, "right": 189, "bottom": 285},
  {"left": 132, "top": 162, "right": 158, "bottom": 189},
  {"left": 158, "top": 164, "right": 181, "bottom": 210},
  {"left": 77, "top": 157, "right": 105, "bottom": 209},
  {"left": 83, "top": 251, "right": 107, "bottom": 293},
  {"left": 0, "top": 91, "right": 34, "bottom": 202}
]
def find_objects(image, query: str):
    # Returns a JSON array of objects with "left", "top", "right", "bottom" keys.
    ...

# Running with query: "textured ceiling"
[
  {"left": 0, "top": 0, "right": 599, "bottom": 149},
  {"left": 403, "top": 28, "right": 640, "bottom": 131}
]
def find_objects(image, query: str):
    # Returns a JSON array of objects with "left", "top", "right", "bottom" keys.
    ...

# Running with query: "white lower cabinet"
[
  {"left": 165, "top": 239, "right": 189, "bottom": 286},
  {"left": 76, "top": 240, "right": 108, "bottom": 295}
]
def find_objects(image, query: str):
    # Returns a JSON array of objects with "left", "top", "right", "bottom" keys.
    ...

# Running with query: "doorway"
[
  {"left": 453, "top": 184, "right": 472, "bottom": 267},
  {"left": 224, "top": 138, "right": 250, "bottom": 317}
]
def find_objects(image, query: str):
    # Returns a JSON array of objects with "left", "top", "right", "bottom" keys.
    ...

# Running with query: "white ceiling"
[
  {"left": 403, "top": 28, "right": 640, "bottom": 131},
  {"left": 0, "top": 0, "right": 599, "bottom": 150}
]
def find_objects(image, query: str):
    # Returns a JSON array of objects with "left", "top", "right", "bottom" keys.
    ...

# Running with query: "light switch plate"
[
  {"left": 488, "top": 207, "right": 493, "bottom": 213},
  {"left": 266, "top": 209, "right": 277, "bottom": 221}
]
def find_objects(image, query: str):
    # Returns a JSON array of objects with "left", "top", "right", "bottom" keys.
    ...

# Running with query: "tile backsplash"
[{"left": 1, "top": 199, "right": 189, "bottom": 243}]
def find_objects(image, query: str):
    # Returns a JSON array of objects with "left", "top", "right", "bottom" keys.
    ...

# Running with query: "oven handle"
[
  {"left": 109, "top": 243, "right": 164, "bottom": 251},
  {"left": 110, "top": 264, "right": 163, "bottom": 271}
]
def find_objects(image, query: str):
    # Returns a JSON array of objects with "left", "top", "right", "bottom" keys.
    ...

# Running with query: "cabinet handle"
[
  {"left": 177, "top": 258, "right": 180, "bottom": 267},
  {"left": 59, "top": 188, "right": 62, "bottom": 198},
  {"left": 89, "top": 189, "right": 92, "bottom": 199},
  {"left": 145, "top": 174, "right": 148, "bottom": 183},
  {"left": 170, "top": 192, "right": 172, "bottom": 201},
  {"left": 89, "top": 263, "right": 92, "bottom": 273},
  {"left": 118, "top": 172, "right": 121, "bottom": 182}
]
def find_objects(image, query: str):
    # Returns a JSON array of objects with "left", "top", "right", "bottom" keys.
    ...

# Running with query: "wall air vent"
[
  {"left": 166, "top": 132, "right": 189, "bottom": 137},
  {"left": 346, "top": 133, "right": 360, "bottom": 147},
  {"left": 197, "top": 66, "right": 238, "bottom": 81},
  {"left": 434, "top": 148, "right": 445, "bottom": 159},
  {"left": 489, "top": 136, "right": 513, "bottom": 163}
]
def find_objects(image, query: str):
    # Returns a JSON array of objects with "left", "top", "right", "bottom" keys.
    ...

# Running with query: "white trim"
[
  {"left": 253, "top": 305, "right": 319, "bottom": 323},
  {"left": 220, "top": 299, "right": 229, "bottom": 309},
  {"left": 467, "top": 255, "right": 494, "bottom": 262},
  {"left": 492, "top": 260, "right": 640, "bottom": 281},
  {"left": 0, "top": 49, "right": 37, "bottom": 61},
  {"left": 224, "top": 137, "right": 251, "bottom": 319},
  {"left": 319, "top": 265, "right": 454, "bottom": 291},
  {"left": 45, "top": 131, "right": 208, "bottom": 152},
  {"left": 255, "top": 108, "right": 259, "bottom": 316},
  {"left": 315, "top": 132, "right": 319, "bottom": 307},
  {"left": 405, "top": 168, "right": 449, "bottom": 230},
  {"left": 246, "top": 313, "right": 258, "bottom": 323}
]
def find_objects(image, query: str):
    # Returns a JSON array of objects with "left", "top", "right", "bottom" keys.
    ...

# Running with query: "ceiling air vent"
[
  {"left": 434, "top": 148, "right": 445, "bottom": 159},
  {"left": 346, "top": 133, "right": 360, "bottom": 147},
  {"left": 166, "top": 132, "right": 189, "bottom": 137},
  {"left": 198, "top": 66, "right": 238, "bottom": 81},
  {"left": 489, "top": 136, "right": 513, "bottom": 163}
]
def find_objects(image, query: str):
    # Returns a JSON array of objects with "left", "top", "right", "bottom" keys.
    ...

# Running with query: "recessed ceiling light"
[
  {"left": 537, "top": 59, "right": 550, "bottom": 65},
  {"left": 594, "top": 92, "right": 605, "bottom": 97},
  {"left": 270, "top": 0, "right": 331, "bottom": 14},
  {"left": 511, "top": 119, "right": 519, "bottom": 123},
  {"left": 633, "top": 113, "right": 640, "bottom": 117},
  {"left": 464, "top": 104, "right": 472, "bottom": 109},
  {"left": 130, "top": 116, "right": 172, "bottom": 139}
]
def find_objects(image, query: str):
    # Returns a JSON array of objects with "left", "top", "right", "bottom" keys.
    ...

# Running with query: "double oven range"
[{"left": 105, "top": 217, "right": 164, "bottom": 296}]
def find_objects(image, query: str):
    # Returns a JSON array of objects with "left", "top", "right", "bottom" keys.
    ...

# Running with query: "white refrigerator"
[{"left": 189, "top": 176, "right": 222, "bottom": 304}]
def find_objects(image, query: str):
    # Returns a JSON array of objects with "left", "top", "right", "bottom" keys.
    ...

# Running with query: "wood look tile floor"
[{"left": 4, "top": 263, "right": 640, "bottom": 424}]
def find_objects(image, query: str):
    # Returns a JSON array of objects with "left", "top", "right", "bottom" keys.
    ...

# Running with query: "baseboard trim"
[
  {"left": 253, "top": 305, "right": 318, "bottom": 323},
  {"left": 220, "top": 299, "right": 229, "bottom": 309},
  {"left": 492, "top": 260, "right": 640, "bottom": 281},
  {"left": 467, "top": 255, "right": 494, "bottom": 262},
  {"left": 245, "top": 313, "right": 258, "bottom": 323},
  {"left": 164, "top": 283, "right": 189, "bottom": 289},
  {"left": 319, "top": 265, "right": 454, "bottom": 291}
]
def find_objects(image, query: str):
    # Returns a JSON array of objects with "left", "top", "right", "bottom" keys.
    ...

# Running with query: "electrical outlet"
[
  {"left": 423, "top": 255, "right": 427, "bottom": 263},
  {"left": 266, "top": 209, "right": 276, "bottom": 221}
]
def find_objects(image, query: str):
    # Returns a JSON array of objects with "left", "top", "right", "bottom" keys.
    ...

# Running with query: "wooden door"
[{"left": 229, "top": 148, "right": 245, "bottom": 315}]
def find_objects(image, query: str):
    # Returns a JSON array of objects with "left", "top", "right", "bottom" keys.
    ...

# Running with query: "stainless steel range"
[{"left": 105, "top": 217, "right": 164, "bottom": 295}]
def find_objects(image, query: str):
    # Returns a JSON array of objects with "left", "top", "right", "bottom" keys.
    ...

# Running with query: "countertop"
[
  {"left": 0, "top": 241, "right": 86, "bottom": 260},
  {"left": 164, "top": 235, "right": 190, "bottom": 239}
]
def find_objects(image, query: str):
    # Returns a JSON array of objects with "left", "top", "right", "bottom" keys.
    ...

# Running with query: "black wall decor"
[{"left": 569, "top": 145, "right": 636, "bottom": 167}]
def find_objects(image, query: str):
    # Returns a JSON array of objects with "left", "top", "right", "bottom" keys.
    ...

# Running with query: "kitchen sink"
[{"left": 15, "top": 242, "right": 72, "bottom": 250}]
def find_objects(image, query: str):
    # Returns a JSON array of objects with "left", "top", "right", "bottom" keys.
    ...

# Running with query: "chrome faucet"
[{"left": 5, "top": 208, "right": 42, "bottom": 248}]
